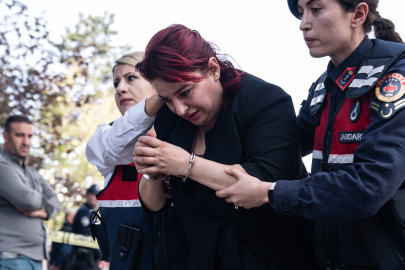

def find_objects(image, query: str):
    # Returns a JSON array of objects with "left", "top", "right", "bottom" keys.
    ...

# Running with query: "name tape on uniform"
[{"left": 48, "top": 230, "right": 98, "bottom": 249}]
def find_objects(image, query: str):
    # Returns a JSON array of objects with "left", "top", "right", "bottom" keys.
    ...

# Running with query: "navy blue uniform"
[
  {"left": 97, "top": 164, "right": 188, "bottom": 270},
  {"left": 272, "top": 37, "right": 405, "bottom": 269},
  {"left": 71, "top": 203, "right": 100, "bottom": 270}
]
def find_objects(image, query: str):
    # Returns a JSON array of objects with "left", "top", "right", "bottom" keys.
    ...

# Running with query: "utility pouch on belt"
[
  {"left": 89, "top": 209, "right": 110, "bottom": 261},
  {"left": 354, "top": 189, "right": 405, "bottom": 270},
  {"left": 110, "top": 222, "right": 143, "bottom": 270}
]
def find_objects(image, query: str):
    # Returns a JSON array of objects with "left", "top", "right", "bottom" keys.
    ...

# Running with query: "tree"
[{"left": 0, "top": 0, "right": 126, "bottom": 228}]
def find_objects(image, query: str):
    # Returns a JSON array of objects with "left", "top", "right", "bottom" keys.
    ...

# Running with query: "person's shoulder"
[
  {"left": 0, "top": 151, "right": 11, "bottom": 164},
  {"left": 0, "top": 154, "right": 17, "bottom": 175},
  {"left": 239, "top": 73, "right": 285, "bottom": 94},
  {"left": 0, "top": 155, "right": 10, "bottom": 168},
  {"left": 74, "top": 204, "right": 88, "bottom": 218},
  {"left": 233, "top": 73, "right": 291, "bottom": 108},
  {"left": 370, "top": 58, "right": 405, "bottom": 120}
]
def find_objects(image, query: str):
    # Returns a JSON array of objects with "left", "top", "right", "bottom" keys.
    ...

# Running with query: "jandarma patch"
[
  {"left": 338, "top": 131, "right": 363, "bottom": 143},
  {"left": 336, "top": 67, "right": 356, "bottom": 90},
  {"left": 375, "top": 73, "right": 405, "bottom": 102}
]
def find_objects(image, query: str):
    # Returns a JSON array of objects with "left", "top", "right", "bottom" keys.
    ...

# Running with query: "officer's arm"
[
  {"left": 297, "top": 83, "right": 317, "bottom": 157},
  {"left": 274, "top": 99, "right": 405, "bottom": 219}
]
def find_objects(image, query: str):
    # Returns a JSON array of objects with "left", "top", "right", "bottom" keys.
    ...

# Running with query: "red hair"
[{"left": 136, "top": 24, "right": 244, "bottom": 109}]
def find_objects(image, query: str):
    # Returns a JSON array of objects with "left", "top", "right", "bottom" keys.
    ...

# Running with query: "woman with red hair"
[{"left": 133, "top": 24, "right": 318, "bottom": 270}]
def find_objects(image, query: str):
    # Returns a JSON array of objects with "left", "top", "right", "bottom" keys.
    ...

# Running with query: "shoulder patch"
[
  {"left": 375, "top": 73, "right": 405, "bottom": 102},
  {"left": 81, "top": 216, "right": 90, "bottom": 227},
  {"left": 370, "top": 98, "right": 405, "bottom": 120}
]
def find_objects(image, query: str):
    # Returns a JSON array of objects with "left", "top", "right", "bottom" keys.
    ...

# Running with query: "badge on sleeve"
[
  {"left": 349, "top": 100, "right": 361, "bottom": 122},
  {"left": 375, "top": 73, "right": 405, "bottom": 102},
  {"left": 336, "top": 67, "right": 356, "bottom": 90},
  {"left": 370, "top": 99, "right": 405, "bottom": 120},
  {"left": 81, "top": 216, "right": 90, "bottom": 227}
]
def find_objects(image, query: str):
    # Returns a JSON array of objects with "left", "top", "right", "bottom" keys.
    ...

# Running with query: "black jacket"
[
  {"left": 72, "top": 203, "right": 101, "bottom": 263},
  {"left": 155, "top": 73, "right": 318, "bottom": 270}
]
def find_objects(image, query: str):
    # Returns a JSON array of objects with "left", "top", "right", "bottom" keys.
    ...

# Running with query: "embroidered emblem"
[
  {"left": 336, "top": 67, "right": 356, "bottom": 90},
  {"left": 81, "top": 216, "right": 90, "bottom": 227},
  {"left": 375, "top": 73, "right": 405, "bottom": 102},
  {"left": 349, "top": 100, "right": 361, "bottom": 122},
  {"left": 338, "top": 132, "right": 363, "bottom": 143},
  {"left": 379, "top": 102, "right": 395, "bottom": 119}
]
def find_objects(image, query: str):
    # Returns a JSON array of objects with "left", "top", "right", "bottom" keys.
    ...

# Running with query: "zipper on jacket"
[{"left": 321, "top": 91, "right": 347, "bottom": 269}]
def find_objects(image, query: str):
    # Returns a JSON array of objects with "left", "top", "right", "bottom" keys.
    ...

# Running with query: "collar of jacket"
[
  {"left": 346, "top": 39, "right": 405, "bottom": 98},
  {"left": 1, "top": 149, "right": 26, "bottom": 167}
]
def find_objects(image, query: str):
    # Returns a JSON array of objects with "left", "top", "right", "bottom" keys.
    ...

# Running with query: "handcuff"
[{"left": 143, "top": 152, "right": 196, "bottom": 183}]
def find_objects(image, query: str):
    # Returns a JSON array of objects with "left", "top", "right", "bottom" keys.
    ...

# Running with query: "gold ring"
[{"left": 234, "top": 204, "right": 239, "bottom": 209}]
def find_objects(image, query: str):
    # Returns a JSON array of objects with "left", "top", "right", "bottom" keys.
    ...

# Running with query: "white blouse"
[{"left": 85, "top": 98, "right": 155, "bottom": 186}]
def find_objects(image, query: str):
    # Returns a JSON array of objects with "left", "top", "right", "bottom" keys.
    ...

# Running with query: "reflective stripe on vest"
[{"left": 97, "top": 163, "right": 142, "bottom": 207}]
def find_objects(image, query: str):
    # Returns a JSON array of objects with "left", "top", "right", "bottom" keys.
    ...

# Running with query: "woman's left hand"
[
  {"left": 216, "top": 168, "right": 273, "bottom": 209},
  {"left": 133, "top": 135, "right": 191, "bottom": 176}
]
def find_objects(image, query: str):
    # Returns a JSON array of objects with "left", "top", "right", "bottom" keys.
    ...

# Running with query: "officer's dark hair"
[
  {"left": 4, "top": 115, "right": 33, "bottom": 133},
  {"left": 337, "top": 0, "right": 403, "bottom": 44}
]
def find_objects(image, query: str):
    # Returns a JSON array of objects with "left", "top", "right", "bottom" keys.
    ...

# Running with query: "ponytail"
[
  {"left": 372, "top": 13, "right": 404, "bottom": 44},
  {"left": 337, "top": 0, "right": 404, "bottom": 44}
]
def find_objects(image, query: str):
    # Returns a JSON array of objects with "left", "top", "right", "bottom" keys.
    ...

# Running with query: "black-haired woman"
[{"left": 217, "top": 1, "right": 405, "bottom": 269}]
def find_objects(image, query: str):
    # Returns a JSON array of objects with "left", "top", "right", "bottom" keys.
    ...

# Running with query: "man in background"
[
  {"left": 0, "top": 115, "right": 61, "bottom": 270},
  {"left": 71, "top": 184, "right": 101, "bottom": 270},
  {"left": 49, "top": 208, "right": 77, "bottom": 270}
]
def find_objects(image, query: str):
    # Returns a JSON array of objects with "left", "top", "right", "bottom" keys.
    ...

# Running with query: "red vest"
[
  {"left": 312, "top": 91, "right": 374, "bottom": 173},
  {"left": 97, "top": 163, "right": 142, "bottom": 207}
]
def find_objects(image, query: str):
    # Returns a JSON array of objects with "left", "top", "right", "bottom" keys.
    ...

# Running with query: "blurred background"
[{"left": 0, "top": 0, "right": 404, "bottom": 228}]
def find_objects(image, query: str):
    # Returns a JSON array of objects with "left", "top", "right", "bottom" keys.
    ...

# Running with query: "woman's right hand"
[
  {"left": 133, "top": 130, "right": 160, "bottom": 177},
  {"left": 133, "top": 135, "right": 190, "bottom": 177}
]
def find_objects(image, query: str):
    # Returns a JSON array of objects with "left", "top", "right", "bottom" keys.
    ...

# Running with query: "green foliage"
[{"left": 0, "top": 0, "right": 126, "bottom": 228}]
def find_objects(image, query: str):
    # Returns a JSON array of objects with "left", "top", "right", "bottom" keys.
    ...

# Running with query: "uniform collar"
[{"left": 326, "top": 36, "right": 371, "bottom": 91}]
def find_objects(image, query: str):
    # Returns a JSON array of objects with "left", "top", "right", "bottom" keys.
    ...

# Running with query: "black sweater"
[{"left": 155, "top": 73, "right": 318, "bottom": 270}]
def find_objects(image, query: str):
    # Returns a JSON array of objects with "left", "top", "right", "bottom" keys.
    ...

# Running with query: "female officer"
[
  {"left": 86, "top": 52, "right": 188, "bottom": 270},
  {"left": 217, "top": 0, "right": 405, "bottom": 269},
  {"left": 133, "top": 24, "right": 318, "bottom": 269}
]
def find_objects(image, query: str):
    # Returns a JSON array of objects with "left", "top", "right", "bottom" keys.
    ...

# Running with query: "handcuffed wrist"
[
  {"left": 143, "top": 173, "right": 169, "bottom": 181},
  {"left": 181, "top": 152, "right": 195, "bottom": 182}
]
